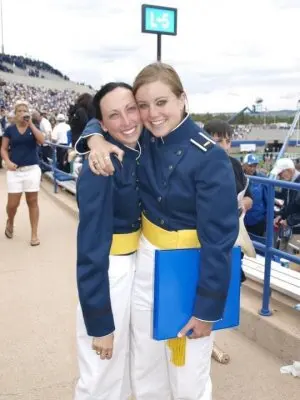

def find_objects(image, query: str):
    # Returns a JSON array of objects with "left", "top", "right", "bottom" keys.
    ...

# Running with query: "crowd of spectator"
[
  {"left": 0, "top": 80, "right": 79, "bottom": 116},
  {"left": 0, "top": 53, "right": 70, "bottom": 80}
]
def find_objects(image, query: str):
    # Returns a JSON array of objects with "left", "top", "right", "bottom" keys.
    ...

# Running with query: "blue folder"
[{"left": 153, "top": 246, "right": 241, "bottom": 340}]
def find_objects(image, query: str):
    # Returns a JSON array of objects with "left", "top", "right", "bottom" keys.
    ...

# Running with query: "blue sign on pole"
[{"left": 141, "top": 4, "right": 177, "bottom": 36}]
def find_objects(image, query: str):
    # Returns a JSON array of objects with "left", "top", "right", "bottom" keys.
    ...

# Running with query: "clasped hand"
[
  {"left": 87, "top": 137, "right": 124, "bottom": 176},
  {"left": 92, "top": 333, "right": 114, "bottom": 360}
]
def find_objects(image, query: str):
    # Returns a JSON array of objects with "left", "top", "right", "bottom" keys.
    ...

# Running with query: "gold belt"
[
  {"left": 142, "top": 214, "right": 201, "bottom": 367},
  {"left": 110, "top": 230, "right": 141, "bottom": 255},
  {"left": 142, "top": 214, "right": 200, "bottom": 249}
]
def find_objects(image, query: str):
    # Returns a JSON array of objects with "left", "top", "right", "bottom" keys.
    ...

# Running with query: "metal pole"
[
  {"left": 0, "top": 0, "right": 4, "bottom": 54},
  {"left": 259, "top": 183, "right": 275, "bottom": 316},
  {"left": 157, "top": 34, "right": 161, "bottom": 61},
  {"left": 52, "top": 146, "right": 58, "bottom": 194},
  {"left": 270, "top": 109, "right": 300, "bottom": 176}
]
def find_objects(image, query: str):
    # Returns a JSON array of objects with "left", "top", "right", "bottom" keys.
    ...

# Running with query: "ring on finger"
[{"left": 103, "top": 155, "right": 110, "bottom": 161}]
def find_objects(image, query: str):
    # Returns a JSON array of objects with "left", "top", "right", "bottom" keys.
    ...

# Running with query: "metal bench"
[{"left": 243, "top": 254, "right": 300, "bottom": 302}]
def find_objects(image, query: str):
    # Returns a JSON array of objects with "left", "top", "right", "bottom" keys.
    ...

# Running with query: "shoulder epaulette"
[{"left": 190, "top": 132, "right": 215, "bottom": 152}]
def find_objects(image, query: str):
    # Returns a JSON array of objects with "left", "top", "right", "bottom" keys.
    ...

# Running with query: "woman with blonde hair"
[
  {"left": 76, "top": 63, "right": 239, "bottom": 400},
  {"left": 1, "top": 100, "right": 45, "bottom": 245}
]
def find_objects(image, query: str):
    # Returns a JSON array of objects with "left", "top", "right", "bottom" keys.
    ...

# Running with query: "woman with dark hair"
[
  {"left": 68, "top": 92, "right": 95, "bottom": 147},
  {"left": 74, "top": 83, "right": 142, "bottom": 400}
]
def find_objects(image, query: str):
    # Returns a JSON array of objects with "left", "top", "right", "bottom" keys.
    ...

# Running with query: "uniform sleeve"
[
  {"left": 76, "top": 160, "right": 115, "bottom": 337},
  {"left": 75, "top": 118, "right": 103, "bottom": 154},
  {"left": 194, "top": 146, "right": 239, "bottom": 321}
]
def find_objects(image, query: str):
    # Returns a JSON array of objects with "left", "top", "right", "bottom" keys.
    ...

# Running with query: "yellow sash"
[
  {"left": 142, "top": 214, "right": 200, "bottom": 367},
  {"left": 110, "top": 230, "right": 141, "bottom": 255}
]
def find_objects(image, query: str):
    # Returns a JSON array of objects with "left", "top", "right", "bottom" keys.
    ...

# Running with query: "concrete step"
[{"left": 239, "top": 281, "right": 300, "bottom": 363}]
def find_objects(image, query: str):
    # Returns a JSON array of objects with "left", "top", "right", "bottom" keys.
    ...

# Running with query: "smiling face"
[
  {"left": 98, "top": 87, "right": 142, "bottom": 148},
  {"left": 135, "top": 80, "right": 185, "bottom": 138}
]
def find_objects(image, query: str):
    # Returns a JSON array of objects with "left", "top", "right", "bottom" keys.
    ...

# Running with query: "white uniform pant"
[
  {"left": 131, "top": 235, "right": 214, "bottom": 400},
  {"left": 74, "top": 253, "right": 136, "bottom": 400}
]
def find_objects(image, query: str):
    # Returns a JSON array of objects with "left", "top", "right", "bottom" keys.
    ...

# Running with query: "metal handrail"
[
  {"left": 248, "top": 175, "right": 300, "bottom": 316},
  {"left": 41, "top": 141, "right": 81, "bottom": 193},
  {"left": 42, "top": 145, "right": 300, "bottom": 316}
]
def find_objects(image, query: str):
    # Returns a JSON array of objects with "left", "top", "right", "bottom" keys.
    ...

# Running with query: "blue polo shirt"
[{"left": 3, "top": 125, "right": 39, "bottom": 166}]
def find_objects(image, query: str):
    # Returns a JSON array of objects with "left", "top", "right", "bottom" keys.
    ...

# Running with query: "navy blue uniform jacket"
[
  {"left": 78, "top": 116, "right": 239, "bottom": 322},
  {"left": 76, "top": 137, "right": 140, "bottom": 337}
]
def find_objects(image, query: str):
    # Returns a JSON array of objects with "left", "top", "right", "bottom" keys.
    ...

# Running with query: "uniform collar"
[
  {"left": 148, "top": 114, "right": 195, "bottom": 146},
  {"left": 107, "top": 134, "right": 141, "bottom": 160}
]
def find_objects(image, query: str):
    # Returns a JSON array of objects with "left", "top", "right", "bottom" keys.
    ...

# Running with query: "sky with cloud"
[{"left": 2, "top": 0, "right": 300, "bottom": 112}]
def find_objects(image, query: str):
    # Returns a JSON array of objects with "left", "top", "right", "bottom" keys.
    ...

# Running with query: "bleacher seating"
[
  {"left": 243, "top": 254, "right": 300, "bottom": 301},
  {"left": 0, "top": 54, "right": 69, "bottom": 80}
]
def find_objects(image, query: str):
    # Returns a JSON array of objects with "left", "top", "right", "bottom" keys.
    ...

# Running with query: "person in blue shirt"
[
  {"left": 0, "top": 100, "right": 45, "bottom": 246},
  {"left": 74, "top": 83, "right": 142, "bottom": 400},
  {"left": 243, "top": 154, "right": 268, "bottom": 237},
  {"left": 76, "top": 63, "right": 238, "bottom": 400}
]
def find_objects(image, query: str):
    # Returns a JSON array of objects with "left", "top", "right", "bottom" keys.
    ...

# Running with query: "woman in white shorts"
[{"left": 0, "top": 100, "right": 45, "bottom": 246}]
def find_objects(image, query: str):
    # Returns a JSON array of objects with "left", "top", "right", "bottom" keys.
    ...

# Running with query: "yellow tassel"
[{"left": 167, "top": 336, "right": 186, "bottom": 367}]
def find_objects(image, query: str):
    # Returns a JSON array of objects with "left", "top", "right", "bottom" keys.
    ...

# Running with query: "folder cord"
[
  {"left": 167, "top": 336, "right": 187, "bottom": 367},
  {"left": 142, "top": 215, "right": 201, "bottom": 368}
]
